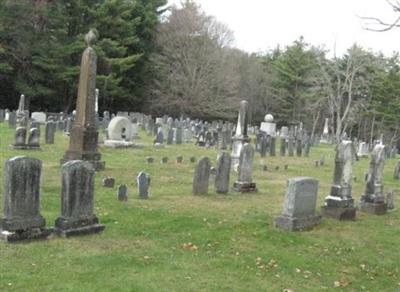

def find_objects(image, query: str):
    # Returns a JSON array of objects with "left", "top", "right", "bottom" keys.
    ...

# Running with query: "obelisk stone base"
[{"left": 359, "top": 202, "right": 387, "bottom": 215}]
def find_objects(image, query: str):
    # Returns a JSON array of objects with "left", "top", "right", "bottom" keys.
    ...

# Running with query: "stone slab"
[
  {"left": 0, "top": 228, "right": 53, "bottom": 243},
  {"left": 233, "top": 181, "right": 257, "bottom": 193},
  {"left": 55, "top": 224, "right": 105, "bottom": 238},
  {"left": 274, "top": 214, "right": 321, "bottom": 231}
]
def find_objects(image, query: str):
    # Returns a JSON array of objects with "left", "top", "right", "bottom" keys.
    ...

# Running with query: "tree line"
[{"left": 0, "top": 1, "right": 399, "bottom": 144}]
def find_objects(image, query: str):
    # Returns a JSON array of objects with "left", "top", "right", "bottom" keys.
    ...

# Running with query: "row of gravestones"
[
  {"left": 12, "top": 121, "right": 58, "bottom": 149},
  {"left": 102, "top": 173, "right": 151, "bottom": 201},
  {"left": 145, "top": 156, "right": 194, "bottom": 164},
  {"left": 276, "top": 141, "right": 396, "bottom": 231},
  {"left": 256, "top": 135, "right": 312, "bottom": 158},
  {"left": 192, "top": 143, "right": 257, "bottom": 195},
  {"left": 0, "top": 157, "right": 104, "bottom": 242}
]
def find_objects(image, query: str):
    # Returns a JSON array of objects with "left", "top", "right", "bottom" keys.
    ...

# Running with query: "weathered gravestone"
[
  {"left": 13, "top": 127, "right": 27, "bottom": 148},
  {"left": 8, "top": 110, "right": 16, "bottom": 128},
  {"left": 28, "top": 128, "right": 41, "bottom": 149},
  {"left": 0, "top": 156, "right": 52, "bottom": 242},
  {"left": 154, "top": 127, "right": 164, "bottom": 147},
  {"left": 193, "top": 157, "right": 211, "bottom": 195},
  {"left": 215, "top": 152, "right": 231, "bottom": 194},
  {"left": 233, "top": 143, "right": 257, "bottom": 192},
  {"left": 45, "top": 121, "right": 56, "bottom": 144},
  {"left": 117, "top": 185, "right": 128, "bottom": 201},
  {"left": 280, "top": 137, "right": 287, "bottom": 156},
  {"left": 357, "top": 142, "right": 369, "bottom": 158},
  {"left": 55, "top": 160, "right": 105, "bottom": 237},
  {"left": 275, "top": 177, "right": 321, "bottom": 231},
  {"left": 102, "top": 177, "right": 115, "bottom": 188},
  {"left": 269, "top": 137, "right": 276, "bottom": 156},
  {"left": 360, "top": 144, "right": 387, "bottom": 215},
  {"left": 321, "top": 141, "right": 356, "bottom": 220},
  {"left": 137, "top": 172, "right": 150, "bottom": 199},
  {"left": 167, "top": 128, "right": 174, "bottom": 145},
  {"left": 175, "top": 127, "right": 183, "bottom": 145},
  {"left": 61, "top": 30, "right": 105, "bottom": 171}
]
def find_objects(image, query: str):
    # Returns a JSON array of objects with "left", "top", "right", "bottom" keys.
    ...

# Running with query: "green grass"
[{"left": 0, "top": 123, "right": 399, "bottom": 291}]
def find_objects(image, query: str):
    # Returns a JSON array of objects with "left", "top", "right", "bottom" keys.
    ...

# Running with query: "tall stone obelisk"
[
  {"left": 61, "top": 30, "right": 105, "bottom": 170},
  {"left": 231, "top": 100, "right": 251, "bottom": 171}
]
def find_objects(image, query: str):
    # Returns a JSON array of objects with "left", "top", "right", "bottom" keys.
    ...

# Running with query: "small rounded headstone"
[
  {"left": 263, "top": 165, "right": 268, "bottom": 172},
  {"left": 315, "top": 161, "right": 319, "bottom": 167},
  {"left": 161, "top": 157, "right": 168, "bottom": 164},
  {"left": 176, "top": 156, "right": 183, "bottom": 163},
  {"left": 146, "top": 157, "right": 154, "bottom": 163},
  {"left": 190, "top": 157, "right": 196, "bottom": 163},
  {"left": 284, "top": 164, "right": 288, "bottom": 170},
  {"left": 275, "top": 166, "right": 280, "bottom": 171}
]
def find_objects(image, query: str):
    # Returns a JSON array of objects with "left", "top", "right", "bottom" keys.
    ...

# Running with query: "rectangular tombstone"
[
  {"left": 55, "top": 160, "right": 105, "bottom": 237},
  {"left": 193, "top": 157, "right": 211, "bottom": 195},
  {"left": 45, "top": 121, "right": 57, "bottom": 144},
  {"left": 275, "top": 177, "right": 321, "bottom": 231},
  {"left": 0, "top": 156, "right": 52, "bottom": 242}
]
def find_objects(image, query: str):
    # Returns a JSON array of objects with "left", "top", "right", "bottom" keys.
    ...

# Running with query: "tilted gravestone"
[
  {"left": 193, "top": 157, "right": 211, "bottom": 195},
  {"left": 233, "top": 143, "right": 257, "bottom": 193},
  {"left": 215, "top": 152, "right": 231, "bottom": 194},
  {"left": 275, "top": 177, "right": 321, "bottom": 231},
  {"left": 322, "top": 141, "right": 356, "bottom": 220},
  {"left": 55, "top": 160, "right": 105, "bottom": 237},
  {"left": 0, "top": 156, "right": 52, "bottom": 242},
  {"left": 137, "top": 172, "right": 150, "bottom": 199},
  {"left": 360, "top": 144, "right": 387, "bottom": 215}
]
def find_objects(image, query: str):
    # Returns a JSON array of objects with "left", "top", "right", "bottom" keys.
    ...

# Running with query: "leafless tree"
[{"left": 361, "top": 0, "right": 400, "bottom": 31}]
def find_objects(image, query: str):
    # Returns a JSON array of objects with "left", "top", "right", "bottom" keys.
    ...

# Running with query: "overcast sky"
[{"left": 167, "top": 0, "right": 400, "bottom": 56}]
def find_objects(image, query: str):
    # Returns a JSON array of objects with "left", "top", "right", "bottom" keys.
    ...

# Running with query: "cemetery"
[{"left": 1, "top": 1, "right": 400, "bottom": 291}]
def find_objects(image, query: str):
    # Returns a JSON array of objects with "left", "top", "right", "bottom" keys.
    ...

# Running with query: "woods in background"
[{"left": 0, "top": 0, "right": 399, "bottom": 144}]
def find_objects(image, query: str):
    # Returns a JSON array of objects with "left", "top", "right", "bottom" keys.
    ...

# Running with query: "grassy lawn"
[{"left": 0, "top": 123, "right": 399, "bottom": 291}]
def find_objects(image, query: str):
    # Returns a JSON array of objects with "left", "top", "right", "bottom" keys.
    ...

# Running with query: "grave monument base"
[
  {"left": 233, "top": 181, "right": 257, "bottom": 193},
  {"left": 359, "top": 201, "right": 387, "bottom": 215},
  {"left": 0, "top": 228, "right": 53, "bottom": 242},
  {"left": 55, "top": 216, "right": 105, "bottom": 238},
  {"left": 321, "top": 206, "right": 356, "bottom": 220},
  {"left": 274, "top": 214, "right": 321, "bottom": 231}
]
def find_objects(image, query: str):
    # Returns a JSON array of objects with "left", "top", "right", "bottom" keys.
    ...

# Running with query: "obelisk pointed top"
[{"left": 85, "top": 30, "right": 97, "bottom": 47}]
